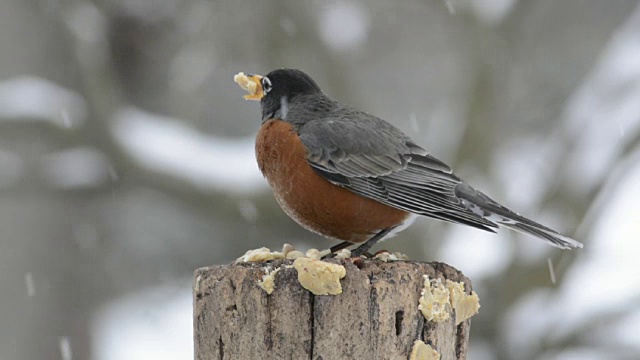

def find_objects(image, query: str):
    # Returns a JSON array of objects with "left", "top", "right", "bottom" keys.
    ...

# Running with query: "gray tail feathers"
[
  {"left": 456, "top": 184, "right": 583, "bottom": 249},
  {"left": 494, "top": 212, "right": 583, "bottom": 249}
]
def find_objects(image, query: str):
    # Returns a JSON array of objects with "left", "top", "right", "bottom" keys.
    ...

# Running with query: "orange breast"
[{"left": 255, "top": 119, "right": 410, "bottom": 243}]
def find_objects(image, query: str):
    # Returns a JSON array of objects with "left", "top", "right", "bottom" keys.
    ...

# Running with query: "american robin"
[{"left": 234, "top": 69, "right": 583, "bottom": 256}]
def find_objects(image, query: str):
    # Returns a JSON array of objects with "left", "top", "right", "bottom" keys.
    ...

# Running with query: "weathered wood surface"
[{"left": 194, "top": 259, "right": 473, "bottom": 360}]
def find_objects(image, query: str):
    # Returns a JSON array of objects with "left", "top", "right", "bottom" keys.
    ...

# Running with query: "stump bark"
[{"left": 193, "top": 259, "right": 473, "bottom": 360}]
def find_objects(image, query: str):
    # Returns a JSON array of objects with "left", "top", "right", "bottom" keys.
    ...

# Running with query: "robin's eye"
[{"left": 262, "top": 77, "right": 272, "bottom": 94}]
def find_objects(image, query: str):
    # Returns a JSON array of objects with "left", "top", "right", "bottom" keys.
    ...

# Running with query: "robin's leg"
[
  {"left": 320, "top": 241, "right": 353, "bottom": 260},
  {"left": 350, "top": 226, "right": 398, "bottom": 257},
  {"left": 329, "top": 241, "right": 353, "bottom": 254}
]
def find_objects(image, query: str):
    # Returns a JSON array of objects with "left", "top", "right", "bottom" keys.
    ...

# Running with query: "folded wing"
[{"left": 298, "top": 115, "right": 499, "bottom": 232}]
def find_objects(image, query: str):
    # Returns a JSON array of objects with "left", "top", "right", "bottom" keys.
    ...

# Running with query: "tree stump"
[{"left": 193, "top": 259, "right": 474, "bottom": 360}]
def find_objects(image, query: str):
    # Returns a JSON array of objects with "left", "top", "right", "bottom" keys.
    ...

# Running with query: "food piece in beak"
[{"left": 234, "top": 72, "right": 264, "bottom": 100}]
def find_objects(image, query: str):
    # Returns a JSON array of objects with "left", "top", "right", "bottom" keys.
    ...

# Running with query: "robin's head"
[{"left": 234, "top": 69, "right": 323, "bottom": 122}]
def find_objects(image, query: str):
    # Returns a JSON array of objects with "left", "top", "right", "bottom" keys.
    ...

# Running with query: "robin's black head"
[
  {"left": 260, "top": 69, "right": 322, "bottom": 121},
  {"left": 234, "top": 69, "right": 324, "bottom": 122}
]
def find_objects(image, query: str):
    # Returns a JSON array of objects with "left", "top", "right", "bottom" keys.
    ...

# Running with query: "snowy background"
[{"left": 1, "top": 0, "right": 639, "bottom": 359}]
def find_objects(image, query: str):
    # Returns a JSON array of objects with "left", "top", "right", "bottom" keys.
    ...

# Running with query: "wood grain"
[{"left": 194, "top": 259, "right": 473, "bottom": 360}]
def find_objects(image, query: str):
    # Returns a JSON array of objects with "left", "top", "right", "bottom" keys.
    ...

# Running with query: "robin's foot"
[
  {"left": 322, "top": 241, "right": 354, "bottom": 259},
  {"left": 350, "top": 226, "right": 397, "bottom": 257},
  {"left": 351, "top": 245, "right": 373, "bottom": 258},
  {"left": 321, "top": 252, "right": 335, "bottom": 260},
  {"left": 322, "top": 248, "right": 352, "bottom": 260}
]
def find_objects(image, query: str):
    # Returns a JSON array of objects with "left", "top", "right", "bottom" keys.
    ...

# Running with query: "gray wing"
[{"left": 298, "top": 115, "right": 498, "bottom": 232}]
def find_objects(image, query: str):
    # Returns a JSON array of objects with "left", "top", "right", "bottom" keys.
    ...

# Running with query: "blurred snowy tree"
[{"left": 0, "top": 0, "right": 639, "bottom": 359}]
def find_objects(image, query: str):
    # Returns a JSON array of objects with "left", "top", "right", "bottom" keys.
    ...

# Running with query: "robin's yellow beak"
[{"left": 234, "top": 72, "right": 264, "bottom": 101}]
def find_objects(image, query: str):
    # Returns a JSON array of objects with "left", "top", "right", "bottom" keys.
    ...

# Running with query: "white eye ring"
[{"left": 262, "top": 77, "right": 272, "bottom": 94}]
